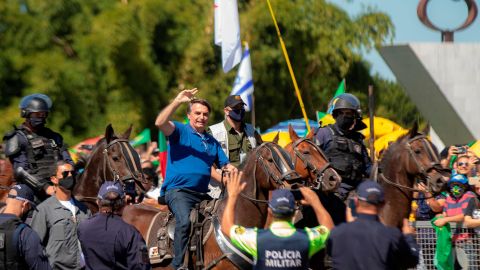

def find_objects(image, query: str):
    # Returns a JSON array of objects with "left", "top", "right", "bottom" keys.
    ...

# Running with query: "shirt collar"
[
  {"left": 186, "top": 122, "right": 207, "bottom": 136},
  {"left": 357, "top": 213, "right": 380, "bottom": 221},
  {"left": 269, "top": 220, "right": 295, "bottom": 230},
  {"left": 223, "top": 119, "right": 245, "bottom": 133}
]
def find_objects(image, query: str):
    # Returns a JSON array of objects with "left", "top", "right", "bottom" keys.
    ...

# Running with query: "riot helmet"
[
  {"left": 20, "top": 94, "right": 52, "bottom": 118},
  {"left": 327, "top": 93, "right": 362, "bottom": 117},
  {"left": 327, "top": 93, "right": 366, "bottom": 131}
]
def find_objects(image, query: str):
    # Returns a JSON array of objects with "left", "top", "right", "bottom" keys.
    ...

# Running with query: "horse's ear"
[
  {"left": 273, "top": 132, "right": 280, "bottom": 144},
  {"left": 120, "top": 125, "right": 133, "bottom": 139},
  {"left": 105, "top": 124, "right": 114, "bottom": 144},
  {"left": 421, "top": 122, "right": 430, "bottom": 135},
  {"left": 306, "top": 127, "right": 315, "bottom": 139},
  {"left": 288, "top": 124, "right": 300, "bottom": 141},
  {"left": 408, "top": 122, "right": 419, "bottom": 138}
]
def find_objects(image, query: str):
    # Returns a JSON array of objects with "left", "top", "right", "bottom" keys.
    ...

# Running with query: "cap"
[
  {"left": 357, "top": 180, "right": 385, "bottom": 205},
  {"left": 448, "top": 174, "right": 468, "bottom": 186},
  {"left": 8, "top": 184, "right": 36, "bottom": 207},
  {"left": 224, "top": 95, "right": 245, "bottom": 108},
  {"left": 268, "top": 189, "right": 295, "bottom": 216},
  {"left": 98, "top": 181, "right": 125, "bottom": 200}
]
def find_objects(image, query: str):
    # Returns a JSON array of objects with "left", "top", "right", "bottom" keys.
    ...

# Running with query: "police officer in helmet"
[
  {"left": 2, "top": 94, "right": 74, "bottom": 203},
  {"left": 315, "top": 93, "right": 371, "bottom": 203}
]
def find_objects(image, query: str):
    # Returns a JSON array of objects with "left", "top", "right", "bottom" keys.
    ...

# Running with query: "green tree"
[{"left": 0, "top": 0, "right": 420, "bottom": 146}]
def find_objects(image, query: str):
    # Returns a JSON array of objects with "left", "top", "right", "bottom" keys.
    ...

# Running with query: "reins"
[
  {"left": 380, "top": 135, "right": 442, "bottom": 199},
  {"left": 237, "top": 143, "right": 300, "bottom": 204},
  {"left": 291, "top": 137, "right": 333, "bottom": 190}
]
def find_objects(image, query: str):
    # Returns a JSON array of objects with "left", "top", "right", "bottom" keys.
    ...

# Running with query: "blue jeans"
[{"left": 165, "top": 189, "right": 205, "bottom": 269}]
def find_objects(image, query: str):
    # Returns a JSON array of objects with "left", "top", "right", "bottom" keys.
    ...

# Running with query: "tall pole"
[
  {"left": 368, "top": 85, "right": 375, "bottom": 163},
  {"left": 266, "top": 0, "right": 311, "bottom": 133},
  {"left": 251, "top": 94, "right": 256, "bottom": 128}
]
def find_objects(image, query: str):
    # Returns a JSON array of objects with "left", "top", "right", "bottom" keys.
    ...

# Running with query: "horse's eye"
[
  {"left": 302, "top": 150, "right": 310, "bottom": 155},
  {"left": 112, "top": 156, "right": 120, "bottom": 161},
  {"left": 414, "top": 149, "right": 422, "bottom": 154},
  {"left": 268, "top": 157, "right": 274, "bottom": 162}
]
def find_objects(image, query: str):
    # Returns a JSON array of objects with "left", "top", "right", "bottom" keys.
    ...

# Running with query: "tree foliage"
[{"left": 0, "top": 0, "right": 420, "bottom": 145}]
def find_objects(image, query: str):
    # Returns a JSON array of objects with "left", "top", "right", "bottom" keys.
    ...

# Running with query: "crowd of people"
[{"left": 1, "top": 91, "right": 480, "bottom": 270}]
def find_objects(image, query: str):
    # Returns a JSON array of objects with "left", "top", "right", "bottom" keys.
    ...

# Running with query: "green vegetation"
[{"left": 0, "top": 0, "right": 422, "bottom": 145}]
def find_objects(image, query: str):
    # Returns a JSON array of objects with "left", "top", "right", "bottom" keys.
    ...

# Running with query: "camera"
[
  {"left": 457, "top": 146, "right": 467, "bottom": 154},
  {"left": 291, "top": 189, "right": 303, "bottom": 200}
]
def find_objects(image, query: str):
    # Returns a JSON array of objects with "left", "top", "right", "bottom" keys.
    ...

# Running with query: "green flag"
[
  {"left": 431, "top": 216, "right": 454, "bottom": 270},
  {"left": 334, "top": 79, "right": 346, "bottom": 98},
  {"left": 130, "top": 128, "right": 151, "bottom": 147}
]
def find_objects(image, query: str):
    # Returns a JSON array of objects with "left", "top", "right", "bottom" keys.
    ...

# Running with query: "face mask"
[
  {"left": 59, "top": 176, "right": 76, "bottom": 191},
  {"left": 336, "top": 115, "right": 355, "bottom": 131},
  {"left": 28, "top": 117, "right": 47, "bottom": 129},
  {"left": 228, "top": 109, "right": 246, "bottom": 122},
  {"left": 449, "top": 185, "right": 465, "bottom": 198}
]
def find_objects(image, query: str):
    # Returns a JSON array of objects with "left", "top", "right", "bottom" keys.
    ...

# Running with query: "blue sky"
[{"left": 328, "top": 0, "right": 480, "bottom": 81}]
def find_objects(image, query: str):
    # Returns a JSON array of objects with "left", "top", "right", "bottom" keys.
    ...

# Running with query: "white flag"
[
  {"left": 214, "top": 0, "right": 242, "bottom": 73},
  {"left": 231, "top": 43, "right": 254, "bottom": 111}
]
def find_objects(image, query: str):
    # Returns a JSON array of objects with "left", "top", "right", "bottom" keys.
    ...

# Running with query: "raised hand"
[
  {"left": 226, "top": 171, "right": 245, "bottom": 199},
  {"left": 174, "top": 88, "right": 198, "bottom": 103}
]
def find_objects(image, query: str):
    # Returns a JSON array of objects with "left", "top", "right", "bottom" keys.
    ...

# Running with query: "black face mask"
[
  {"left": 228, "top": 108, "right": 246, "bottom": 122},
  {"left": 28, "top": 117, "right": 47, "bottom": 129},
  {"left": 336, "top": 115, "right": 355, "bottom": 131},
  {"left": 59, "top": 176, "right": 76, "bottom": 191}
]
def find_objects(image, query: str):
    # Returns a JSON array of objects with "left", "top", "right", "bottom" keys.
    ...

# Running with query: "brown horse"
[
  {"left": 122, "top": 142, "right": 303, "bottom": 270},
  {"left": 283, "top": 125, "right": 342, "bottom": 270},
  {"left": 284, "top": 125, "right": 341, "bottom": 192},
  {"left": 0, "top": 158, "right": 14, "bottom": 205},
  {"left": 73, "top": 124, "right": 146, "bottom": 212},
  {"left": 378, "top": 123, "right": 449, "bottom": 228}
]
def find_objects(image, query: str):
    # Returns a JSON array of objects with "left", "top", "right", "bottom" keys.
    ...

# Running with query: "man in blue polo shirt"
[{"left": 155, "top": 88, "right": 237, "bottom": 269}]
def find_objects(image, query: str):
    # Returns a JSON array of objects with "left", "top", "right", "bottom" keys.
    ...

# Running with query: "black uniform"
[
  {"left": 0, "top": 214, "right": 51, "bottom": 270},
  {"left": 3, "top": 124, "right": 73, "bottom": 201},
  {"left": 78, "top": 213, "right": 150, "bottom": 270},
  {"left": 315, "top": 124, "right": 371, "bottom": 200},
  {"left": 327, "top": 214, "right": 419, "bottom": 270}
]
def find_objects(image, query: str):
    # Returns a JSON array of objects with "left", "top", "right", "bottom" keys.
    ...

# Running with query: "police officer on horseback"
[
  {"left": 2, "top": 94, "right": 74, "bottom": 202},
  {"left": 315, "top": 93, "right": 371, "bottom": 201}
]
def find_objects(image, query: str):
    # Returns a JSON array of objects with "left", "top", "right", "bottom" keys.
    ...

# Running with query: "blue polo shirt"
[{"left": 160, "top": 121, "right": 229, "bottom": 195}]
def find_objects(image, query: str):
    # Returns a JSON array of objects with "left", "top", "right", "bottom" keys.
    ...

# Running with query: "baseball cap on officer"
[
  {"left": 8, "top": 184, "right": 36, "bottom": 208},
  {"left": 224, "top": 95, "right": 246, "bottom": 108},
  {"left": 357, "top": 180, "right": 385, "bottom": 205},
  {"left": 268, "top": 189, "right": 295, "bottom": 216},
  {"left": 98, "top": 181, "right": 125, "bottom": 200}
]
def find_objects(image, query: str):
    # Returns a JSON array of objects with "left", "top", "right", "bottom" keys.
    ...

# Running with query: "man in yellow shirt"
[{"left": 222, "top": 171, "right": 333, "bottom": 269}]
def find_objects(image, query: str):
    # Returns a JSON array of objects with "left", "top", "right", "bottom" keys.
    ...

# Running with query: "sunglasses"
[
  {"left": 458, "top": 162, "right": 469, "bottom": 167},
  {"left": 61, "top": 170, "right": 76, "bottom": 178}
]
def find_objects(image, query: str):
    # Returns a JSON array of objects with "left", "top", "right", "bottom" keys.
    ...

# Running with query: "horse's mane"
[
  {"left": 379, "top": 131, "right": 425, "bottom": 172},
  {"left": 238, "top": 151, "right": 254, "bottom": 171}
]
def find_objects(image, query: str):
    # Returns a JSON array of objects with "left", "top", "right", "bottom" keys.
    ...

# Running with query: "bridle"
[
  {"left": 239, "top": 142, "right": 301, "bottom": 204},
  {"left": 380, "top": 135, "right": 444, "bottom": 194},
  {"left": 291, "top": 137, "right": 333, "bottom": 190},
  {"left": 102, "top": 138, "right": 148, "bottom": 190}
]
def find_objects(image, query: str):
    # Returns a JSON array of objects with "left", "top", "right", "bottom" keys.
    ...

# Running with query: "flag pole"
[
  {"left": 251, "top": 94, "right": 256, "bottom": 128},
  {"left": 266, "top": 0, "right": 310, "bottom": 133}
]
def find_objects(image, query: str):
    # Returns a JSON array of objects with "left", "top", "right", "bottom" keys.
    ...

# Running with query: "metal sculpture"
[{"left": 417, "top": 0, "right": 478, "bottom": 42}]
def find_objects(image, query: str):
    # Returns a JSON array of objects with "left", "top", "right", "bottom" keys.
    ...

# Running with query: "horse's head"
[
  {"left": 101, "top": 124, "right": 145, "bottom": 185},
  {"left": 243, "top": 141, "right": 302, "bottom": 192},
  {"left": 284, "top": 125, "right": 341, "bottom": 192},
  {"left": 77, "top": 124, "right": 146, "bottom": 198},
  {"left": 398, "top": 123, "right": 449, "bottom": 193}
]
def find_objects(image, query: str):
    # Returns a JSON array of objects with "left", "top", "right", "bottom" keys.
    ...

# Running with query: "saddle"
[{"left": 144, "top": 199, "right": 220, "bottom": 267}]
